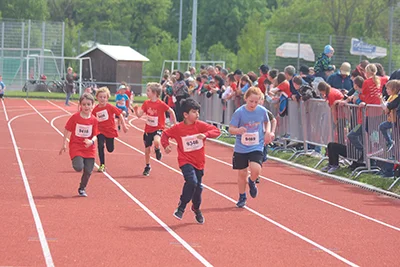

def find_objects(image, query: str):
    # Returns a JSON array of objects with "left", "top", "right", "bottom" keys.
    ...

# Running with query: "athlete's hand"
[
  {"left": 264, "top": 132, "right": 274, "bottom": 144},
  {"left": 83, "top": 139, "right": 93, "bottom": 148},
  {"left": 197, "top": 134, "right": 206, "bottom": 140},
  {"left": 59, "top": 145, "right": 66, "bottom": 155},
  {"left": 164, "top": 145, "right": 172, "bottom": 154},
  {"left": 123, "top": 126, "right": 128, "bottom": 133},
  {"left": 237, "top": 127, "right": 247, "bottom": 135}
]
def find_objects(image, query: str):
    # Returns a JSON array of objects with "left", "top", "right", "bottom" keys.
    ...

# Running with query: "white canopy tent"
[{"left": 276, "top": 42, "right": 315, "bottom": 62}]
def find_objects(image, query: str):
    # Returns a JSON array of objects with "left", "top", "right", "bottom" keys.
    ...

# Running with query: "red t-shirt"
[
  {"left": 257, "top": 73, "right": 269, "bottom": 94},
  {"left": 161, "top": 120, "right": 221, "bottom": 170},
  {"left": 326, "top": 88, "right": 344, "bottom": 107},
  {"left": 277, "top": 81, "right": 291, "bottom": 98},
  {"left": 65, "top": 112, "right": 99, "bottom": 160},
  {"left": 360, "top": 78, "right": 381, "bottom": 105},
  {"left": 141, "top": 99, "right": 170, "bottom": 133},
  {"left": 92, "top": 103, "right": 122, "bottom": 138}
]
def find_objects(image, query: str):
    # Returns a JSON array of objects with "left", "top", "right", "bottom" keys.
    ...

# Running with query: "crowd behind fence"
[{"left": 192, "top": 93, "right": 399, "bottom": 178}]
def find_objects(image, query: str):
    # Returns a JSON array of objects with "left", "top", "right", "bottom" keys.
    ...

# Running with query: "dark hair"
[
  {"left": 277, "top": 72, "right": 286, "bottom": 85},
  {"left": 247, "top": 71, "right": 258, "bottom": 83},
  {"left": 215, "top": 65, "right": 222, "bottom": 71},
  {"left": 317, "top": 81, "right": 331, "bottom": 94},
  {"left": 233, "top": 69, "right": 243, "bottom": 76},
  {"left": 176, "top": 71, "right": 184, "bottom": 81},
  {"left": 299, "top": 65, "right": 309, "bottom": 75},
  {"left": 214, "top": 75, "right": 224, "bottom": 86},
  {"left": 375, "top": 63, "right": 386, "bottom": 77},
  {"left": 181, "top": 98, "right": 201, "bottom": 114},
  {"left": 292, "top": 76, "right": 303, "bottom": 86},
  {"left": 268, "top": 69, "right": 279, "bottom": 79},
  {"left": 353, "top": 76, "right": 364, "bottom": 88},
  {"left": 196, "top": 75, "right": 202, "bottom": 82},
  {"left": 360, "top": 60, "right": 370, "bottom": 69}
]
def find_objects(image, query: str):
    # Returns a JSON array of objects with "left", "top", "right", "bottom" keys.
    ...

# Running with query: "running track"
[{"left": 1, "top": 98, "right": 400, "bottom": 267}]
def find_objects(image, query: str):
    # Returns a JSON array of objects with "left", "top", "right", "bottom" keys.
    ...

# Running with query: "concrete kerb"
[{"left": 209, "top": 138, "right": 400, "bottom": 200}]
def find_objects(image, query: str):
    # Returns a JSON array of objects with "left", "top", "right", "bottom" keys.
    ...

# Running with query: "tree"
[{"left": 0, "top": 0, "right": 49, "bottom": 20}]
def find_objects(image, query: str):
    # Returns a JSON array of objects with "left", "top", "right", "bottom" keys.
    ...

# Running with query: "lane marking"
[
  {"left": 128, "top": 117, "right": 400, "bottom": 233},
  {"left": 49, "top": 100, "right": 358, "bottom": 266},
  {"left": 1, "top": 98, "right": 9, "bottom": 121},
  {"left": 26, "top": 100, "right": 212, "bottom": 267},
  {"left": 3, "top": 102, "right": 54, "bottom": 267}
]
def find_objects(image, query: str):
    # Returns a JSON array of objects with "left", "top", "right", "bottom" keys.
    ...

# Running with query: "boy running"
[
  {"left": 59, "top": 93, "right": 99, "bottom": 197},
  {"left": 92, "top": 87, "right": 128, "bottom": 172},
  {"left": 161, "top": 98, "right": 220, "bottom": 224},
  {"left": 229, "top": 87, "right": 273, "bottom": 208},
  {"left": 134, "top": 82, "right": 177, "bottom": 176}
]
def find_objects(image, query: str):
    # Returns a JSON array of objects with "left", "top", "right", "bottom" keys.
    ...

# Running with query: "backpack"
[{"left": 278, "top": 94, "right": 288, "bottom": 117}]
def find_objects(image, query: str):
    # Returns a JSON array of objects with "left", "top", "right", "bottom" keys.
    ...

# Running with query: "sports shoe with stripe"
[{"left": 191, "top": 205, "right": 204, "bottom": 224}]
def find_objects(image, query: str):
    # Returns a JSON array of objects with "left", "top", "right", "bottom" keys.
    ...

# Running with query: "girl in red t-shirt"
[
  {"left": 59, "top": 93, "right": 99, "bottom": 197},
  {"left": 92, "top": 87, "right": 128, "bottom": 172}
]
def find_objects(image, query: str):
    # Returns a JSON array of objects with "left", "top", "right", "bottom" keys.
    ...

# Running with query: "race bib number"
[
  {"left": 182, "top": 134, "right": 204, "bottom": 152},
  {"left": 146, "top": 116, "right": 158, "bottom": 127},
  {"left": 96, "top": 109, "right": 109, "bottom": 122},
  {"left": 116, "top": 100, "right": 126, "bottom": 107},
  {"left": 75, "top": 124, "right": 92, "bottom": 138},
  {"left": 241, "top": 132, "right": 259, "bottom": 146}
]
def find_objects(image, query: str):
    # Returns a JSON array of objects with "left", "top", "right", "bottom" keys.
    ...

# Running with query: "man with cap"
[
  {"left": 314, "top": 44, "right": 335, "bottom": 80},
  {"left": 327, "top": 62, "right": 353, "bottom": 93},
  {"left": 257, "top": 64, "right": 269, "bottom": 94}
]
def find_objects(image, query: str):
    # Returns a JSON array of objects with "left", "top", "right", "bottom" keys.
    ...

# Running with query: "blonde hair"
[
  {"left": 147, "top": 82, "right": 162, "bottom": 97},
  {"left": 95, "top": 86, "right": 111, "bottom": 99},
  {"left": 365, "top": 64, "right": 380, "bottom": 89},
  {"left": 386, "top": 80, "right": 400, "bottom": 94},
  {"left": 244, "top": 86, "right": 263, "bottom": 100},
  {"left": 79, "top": 93, "right": 95, "bottom": 104}
]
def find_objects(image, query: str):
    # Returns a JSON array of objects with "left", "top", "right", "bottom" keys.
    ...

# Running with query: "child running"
[
  {"left": 59, "top": 93, "right": 99, "bottom": 197},
  {"left": 92, "top": 87, "right": 128, "bottom": 172},
  {"left": 161, "top": 98, "right": 220, "bottom": 224},
  {"left": 134, "top": 82, "right": 177, "bottom": 176},
  {"left": 229, "top": 87, "right": 273, "bottom": 208}
]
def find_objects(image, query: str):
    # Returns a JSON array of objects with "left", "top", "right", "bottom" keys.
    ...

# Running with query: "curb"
[{"left": 209, "top": 138, "right": 400, "bottom": 200}]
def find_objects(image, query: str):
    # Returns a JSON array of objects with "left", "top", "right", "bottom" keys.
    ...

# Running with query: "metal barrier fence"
[{"left": 192, "top": 93, "right": 400, "bottom": 179}]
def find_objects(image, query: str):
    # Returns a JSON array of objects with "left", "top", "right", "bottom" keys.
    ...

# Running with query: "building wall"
[{"left": 116, "top": 61, "right": 143, "bottom": 95}]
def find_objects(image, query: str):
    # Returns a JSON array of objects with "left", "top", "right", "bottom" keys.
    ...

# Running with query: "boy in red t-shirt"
[
  {"left": 134, "top": 82, "right": 177, "bottom": 176},
  {"left": 161, "top": 99, "right": 221, "bottom": 224},
  {"left": 59, "top": 93, "right": 99, "bottom": 197},
  {"left": 92, "top": 87, "right": 128, "bottom": 172}
]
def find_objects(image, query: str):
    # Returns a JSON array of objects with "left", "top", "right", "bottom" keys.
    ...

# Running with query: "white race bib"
[
  {"left": 75, "top": 124, "right": 92, "bottom": 138},
  {"left": 182, "top": 134, "right": 204, "bottom": 152},
  {"left": 96, "top": 109, "right": 109, "bottom": 122},
  {"left": 146, "top": 116, "right": 158, "bottom": 127},
  {"left": 241, "top": 132, "right": 259, "bottom": 146}
]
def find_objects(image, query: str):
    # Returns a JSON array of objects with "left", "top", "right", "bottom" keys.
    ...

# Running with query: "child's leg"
[
  {"left": 79, "top": 158, "right": 95, "bottom": 190},
  {"left": 178, "top": 164, "right": 201, "bottom": 211},
  {"left": 153, "top": 134, "right": 161, "bottom": 150},
  {"left": 97, "top": 134, "right": 106, "bottom": 165},
  {"left": 379, "top": 121, "right": 393, "bottom": 144},
  {"left": 105, "top": 137, "right": 115, "bottom": 153},
  {"left": 72, "top": 156, "right": 84, "bottom": 172},
  {"left": 248, "top": 161, "right": 262, "bottom": 182},
  {"left": 237, "top": 168, "right": 248, "bottom": 194},
  {"left": 191, "top": 168, "right": 204, "bottom": 210},
  {"left": 145, "top": 147, "right": 151, "bottom": 165}
]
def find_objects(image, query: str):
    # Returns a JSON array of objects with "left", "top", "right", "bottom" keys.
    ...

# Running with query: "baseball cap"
[
  {"left": 340, "top": 62, "right": 351, "bottom": 76},
  {"left": 118, "top": 85, "right": 127, "bottom": 90}
]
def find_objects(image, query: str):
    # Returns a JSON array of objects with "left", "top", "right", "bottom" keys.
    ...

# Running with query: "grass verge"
[
  {"left": 4, "top": 91, "right": 147, "bottom": 103},
  {"left": 214, "top": 136, "right": 400, "bottom": 195}
]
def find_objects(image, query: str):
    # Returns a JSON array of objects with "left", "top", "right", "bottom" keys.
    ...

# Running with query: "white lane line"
[
  {"left": 4, "top": 104, "right": 54, "bottom": 266},
  {"left": 60, "top": 102, "right": 358, "bottom": 266},
  {"left": 1, "top": 98, "right": 9, "bottom": 121},
  {"left": 128, "top": 118, "right": 400, "bottom": 233},
  {"left": 24, "top": 99, "right": 49, "bottom": 123},
  {"left": 31, "top": 101, "right": 213, "bottom": 267}
]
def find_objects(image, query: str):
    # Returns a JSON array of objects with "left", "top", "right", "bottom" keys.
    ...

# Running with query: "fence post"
[
  {"left": 0, "top": 22, "right": 4, "bottom": 75},
  {"left": 61, "top": 22, "right": 65, "bottom": 77},
  {"left": 20, "top": 22, "right": 25, "bottom": 86},
  {"left": 27, "top": 20, "right": 31, "bottom": 57},
  {"left": 362, "top": 107, "right": 370, "bottom": 170},
  {"left": 388, "top": 4, "right": 394, "bottom": 74},
  {"left": 41, "top": 21, "right": 46, "bottom": 75},
  {"left": 297, "top": 33, "right": 301, "bottom": 72},
  {"left": 265, "top": 30, "right": 269, "bottom": 66}
]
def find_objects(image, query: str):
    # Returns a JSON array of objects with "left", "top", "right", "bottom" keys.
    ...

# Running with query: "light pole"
[
  {"left": 190, "top": 0, "right": 197, "bottom": 67},
  {"left": 177, "top": 0, "right": 183, "bottom": 70}
]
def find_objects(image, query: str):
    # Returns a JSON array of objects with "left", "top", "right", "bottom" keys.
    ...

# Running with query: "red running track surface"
[{"left": 0, "top": 98, "right": 399, "bottom": 267}]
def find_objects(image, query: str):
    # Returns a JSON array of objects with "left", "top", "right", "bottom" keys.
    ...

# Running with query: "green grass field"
[{"left": 4, "top": 91, "right": 147, "bottom": 103}]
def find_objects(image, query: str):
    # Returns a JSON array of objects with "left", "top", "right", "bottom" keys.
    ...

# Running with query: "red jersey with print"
[
  {"left": 276, "top": 80, "right": 292, "bottom": 98},
  {"left": 92, "top": 103, "right": 122, "bottom": 138},
  {"left": 65, "top": 112, "right": 99, "bottom": 160},
  {"left": 360, "top": 78, "right": 381, "bottom": 105},
  {"left": 326, "top": 88, "right": 344, "bottom": 107},
  {"left": 161, "top": 120, "right": 221, "bottom": 170},
  {"left": 141, "top": 99, "right": 170, "bottom": 133}
]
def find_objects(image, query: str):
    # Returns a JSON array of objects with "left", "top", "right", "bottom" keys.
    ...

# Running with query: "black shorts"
[
  {"left": 143, "top": 130, "right": 163, "bottom": 148},
  {"left": 0, "top": 94, "right": 3, "bottom": 99},
  {"left": 232, "top": 151, "right": 263, "bottom": 170}
]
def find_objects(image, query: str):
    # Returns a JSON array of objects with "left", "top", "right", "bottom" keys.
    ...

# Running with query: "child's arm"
[
  {"left": 198, "top": 122, "right": 221, "bottom": 140},
  {"left": 59, "top": 128, "right": 71, "bottom": 155},
  {"left": 133, "top": 104, "right": 144, "bottom": 118},
  {"left": 167, "top": 107, "right": 177, "bottom": 125},
  {"left": 161, "top": 128, "right": 174, "bottom": 154},
  {"left": 83, "top": 135, "right": 98, "bottom": 148},
  {"left": 118, "top": 115, "right": 128, "bottom": 133},
  {"left": 229, "top": 125, "right": 247, "bottom": 135}
]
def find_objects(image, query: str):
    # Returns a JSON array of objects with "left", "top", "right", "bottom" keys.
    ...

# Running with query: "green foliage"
[
  {"left": 0, "top": 0, "right": 49, "bottom": 20},
  {"left": 207, "top": 42, "right": 237, "bottom": 71}
]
